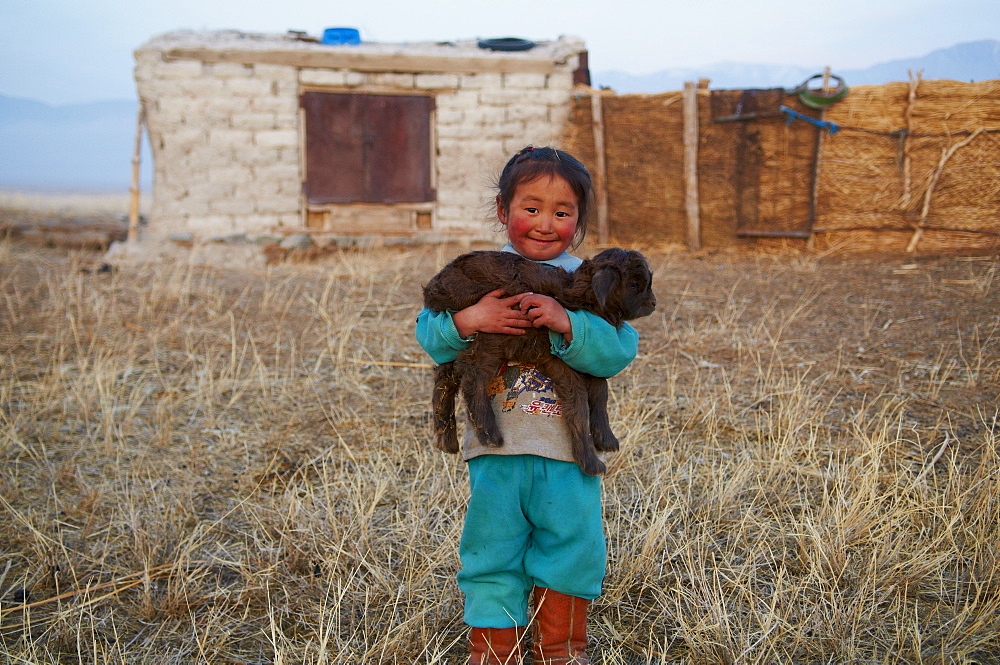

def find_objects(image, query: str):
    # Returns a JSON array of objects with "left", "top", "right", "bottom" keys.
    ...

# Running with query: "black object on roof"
[{"left": 477, "top": 37, "right": 536, "bottom": 52}]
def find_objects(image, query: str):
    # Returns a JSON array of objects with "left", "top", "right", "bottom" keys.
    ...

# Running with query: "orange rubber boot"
[
  {"left": 531, "top": 587, "right": 591, "bottom": 664},
  {"left": 467, "top": 626, "right": 526, "bottom": 664}
]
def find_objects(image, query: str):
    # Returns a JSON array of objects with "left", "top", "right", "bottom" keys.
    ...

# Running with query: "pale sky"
[{"left": 2, "top": 0, "right": 997, "bottom": 106}]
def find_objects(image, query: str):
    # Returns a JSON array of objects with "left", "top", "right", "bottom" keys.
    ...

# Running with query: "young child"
[{"left": 415, "top": 146, "right": 639, "bottom": 664}]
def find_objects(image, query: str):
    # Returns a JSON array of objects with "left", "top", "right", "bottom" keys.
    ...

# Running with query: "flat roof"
[{"left": 139, "top": 30, "right": 587, "bottom": 76}]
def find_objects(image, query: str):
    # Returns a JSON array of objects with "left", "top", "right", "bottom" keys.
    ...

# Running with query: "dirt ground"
[{"left": 638, "top": 246, "right": 999, "bottom": 430}]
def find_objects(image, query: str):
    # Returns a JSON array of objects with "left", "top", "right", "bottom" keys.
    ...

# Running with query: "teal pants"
[{"left": 458, "top": 455, "right": 606, "bottom": 628}]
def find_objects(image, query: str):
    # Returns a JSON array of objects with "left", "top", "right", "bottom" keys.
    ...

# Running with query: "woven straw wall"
[
  {"left": 817, "top": 80, "right": 1000, "bottom": 251},
  {"left": 564, "top": 92, "right": 688, "bottom": 245},
  {"left": 562, "top": 79, "right": 1000, "bottom": 252}
]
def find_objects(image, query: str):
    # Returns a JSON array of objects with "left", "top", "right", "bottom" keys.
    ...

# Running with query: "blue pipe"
[{"left": 779, "top": 105, "right": 840, "bottom": 134}]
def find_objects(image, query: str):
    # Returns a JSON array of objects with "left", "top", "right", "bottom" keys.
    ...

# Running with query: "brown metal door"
[
  {"left": 302, "top": 92, "right": 365, "bottom": 203},
  {"left": 301, "top": 92, "right": 435, "bottom": 204}
]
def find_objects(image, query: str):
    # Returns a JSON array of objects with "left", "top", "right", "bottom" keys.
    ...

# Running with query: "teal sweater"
[{"left": 415, "top": 245, "right": 639, "bottom": 378}]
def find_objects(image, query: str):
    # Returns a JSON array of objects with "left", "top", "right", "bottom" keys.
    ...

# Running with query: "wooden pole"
[
  {"left": 683, "top": 81, "right": 700, "bottom": 251},
  {"left": 901, "top": 69, "right": 921, "bottom": 209},
  {"left": 807, "top": 74, "right": 830, "bottom": 242},
  {"left": 807, "top": 108, "right": 825, "bottom": 246},
  {"left": 802, "top": 67, "right": 832, "bottom": 249},
  {"left": 590, "top": 92, "right": 610, "bottom": 244},
  {"left": 128, "top": 105, "right": 145, "bottom": 243}
]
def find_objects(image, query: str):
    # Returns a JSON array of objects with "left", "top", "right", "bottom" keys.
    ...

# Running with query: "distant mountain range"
[
  {"left": 0, "top": 40, "right": 996, "bottom": 192},
  {"left": 594, "top": 39, "right": 1000, "bottom": 92}
]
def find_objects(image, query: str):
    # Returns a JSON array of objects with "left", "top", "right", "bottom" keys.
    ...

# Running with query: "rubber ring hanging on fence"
[{"left": 790, "top": 73, "right": 850, "bottom": 109}]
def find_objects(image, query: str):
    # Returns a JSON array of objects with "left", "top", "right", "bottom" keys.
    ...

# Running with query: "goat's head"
[{"left": 580, "top": 248, "right": 657, "bottom": 326}]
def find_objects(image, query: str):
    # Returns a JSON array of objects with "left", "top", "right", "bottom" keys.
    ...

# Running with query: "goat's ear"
[{"left": 592, "top": 268, "right": 620, "bottom": 309}]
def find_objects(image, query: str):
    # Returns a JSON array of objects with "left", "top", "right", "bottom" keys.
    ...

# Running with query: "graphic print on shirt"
[{"left": 486, "top": 363, "right": 563, "bottom": 417}]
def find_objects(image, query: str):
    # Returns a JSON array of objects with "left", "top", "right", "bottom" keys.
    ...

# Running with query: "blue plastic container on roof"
[{"left": 322, "top": 27, "right": 361, "bottom": 45}]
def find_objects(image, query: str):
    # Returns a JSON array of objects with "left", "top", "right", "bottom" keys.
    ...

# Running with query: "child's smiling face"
[{"left": 498, "top": 174, "right": 580, "bottom": 261}]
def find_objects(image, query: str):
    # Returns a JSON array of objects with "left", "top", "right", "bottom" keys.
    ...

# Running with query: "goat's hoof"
[
  {"left": 476, "top": 430, "right": 505, "bottom": 448},
  {"left": 593, "top": 430, "right": 620, "bottom": 452},
  {"left": 435, "top": 433, "right": 460, "bottom": 454},
  {"left": 579, "top": 456, "right": 606, "bottom": 477}
]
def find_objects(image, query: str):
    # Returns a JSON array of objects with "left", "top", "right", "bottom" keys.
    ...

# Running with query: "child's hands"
[
  {"left": 519, "top": 293, "right": 573, "bottom": 341},
  {"left": 453, "top": 289, "right": 533, "bottom": 338},
  {"left": 452, "top": 290, "right": 574, "bottom": 342}
]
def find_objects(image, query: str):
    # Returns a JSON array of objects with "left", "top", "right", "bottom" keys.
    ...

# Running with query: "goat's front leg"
[
  {"left": 586, "top": 376, "right": 619, "bottom": 452},
  {"left": 431, "top": 362, "right": 461, "bottom": 453},
  {"left": 544, "top": 359, "right": 605, "bottom": 476}
]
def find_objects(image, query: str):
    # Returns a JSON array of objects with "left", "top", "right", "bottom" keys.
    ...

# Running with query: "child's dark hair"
[{"left": 496, "top": 146, "right": 593, "bottom": 247}]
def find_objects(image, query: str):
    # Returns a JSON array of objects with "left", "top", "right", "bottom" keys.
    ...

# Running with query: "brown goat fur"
[{"left": 423, "top": 248, "right": 656, "bottom": 476}]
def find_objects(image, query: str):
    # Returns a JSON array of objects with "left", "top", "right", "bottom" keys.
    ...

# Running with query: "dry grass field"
[{"left": 1, "top": 216, "right": 999, "bottom": 663}]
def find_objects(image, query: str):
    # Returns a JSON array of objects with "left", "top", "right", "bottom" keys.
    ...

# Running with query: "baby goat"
[{"left": 423, "top": 248, "right": 656, "bottom": 476}]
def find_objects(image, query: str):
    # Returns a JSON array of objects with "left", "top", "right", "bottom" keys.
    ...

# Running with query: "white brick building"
[{"left": 133, "top": 30, "right": 589, "bottom": 244}]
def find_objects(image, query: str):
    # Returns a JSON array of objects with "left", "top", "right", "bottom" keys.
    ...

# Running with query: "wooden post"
[
  {"left": 590, "top": 92, "right": 610, "bottom": 245},
  {"left": 821, "top": 65, "right": 832, "bottom": 93},
  {"left": 683, "top": 81, "right": 700, "bottom": 251},
  {"left": 806, "top": 107, "right": 825, "bottom": 249},
  {"left": 901, "top": 69, "right": 921, "bottom": 208},
  {"left": 128, "top": 105, "right": 146, "bottom": 243},
  {"left": 807, "top": 72, "right": 829, "bottom": 238},
  {"left": 802, "top": 67, "right": 834, "bottom": 249}
]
